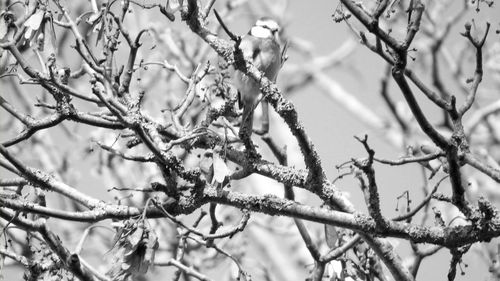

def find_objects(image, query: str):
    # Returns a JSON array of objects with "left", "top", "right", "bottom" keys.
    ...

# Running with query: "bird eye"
[{"left": 268, "top": 26, "right": 279, "bottom": 34}]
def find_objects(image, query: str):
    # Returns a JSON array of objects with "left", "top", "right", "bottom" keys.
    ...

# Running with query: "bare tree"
[{"left": 0, "top": 0, "right": 499, "bottom": 281}]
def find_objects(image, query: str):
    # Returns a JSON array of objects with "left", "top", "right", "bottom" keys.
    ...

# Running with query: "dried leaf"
[
  {"left": 145, "top": 230, "right": 158, "bottom": 261},
  {"left": 95, "top": 18, "right": 105, "bottom": 46},
  {"left": 24, "top": 10, "right": 45, "bottom": 39},
  {"left": 86, "top": 13, "right": 102, "bottom": 24},
  {"left": 200, "top": 150, "right": 214, "bottom": 182},
  {"left": 0, "top": 12, "right": 15, "bottom": 40},
  {"left": 0, "top": 21, "right": 7, "bottom": 41},
  {"left": 35, "top": 26, "right": 45, "bottom": 51},
  {"left": 139, "top": 230, "right": 158, "bottom": 274},
  {"left": 196, "top": 79, "right": 208, "bottom": 101},
  {"left": 47, "top": 15, "right": 57, "bottom": 52},
  {"left": 125, "top": 224, "right": 144, "bottom": 253},
  {"left": 212, "top": 153, "right": 230, "bottom": 184},
  {"left": 329, "top": 260, "right": 343, "bottom": 281},
  {"left": 86, "top": 12, "right": 104, "bottom": 46},
  {"left": 107, "top": 220, "right": 158, "bottom": 281},
  {"left": 325, "top": 224, "right": 339, "bottom": 248},
  {"left": 343, "top": 259, "right": 364, "bottom": 281},
  {"left": 0, "top": 235, "right": 4, "bottom": 280}
]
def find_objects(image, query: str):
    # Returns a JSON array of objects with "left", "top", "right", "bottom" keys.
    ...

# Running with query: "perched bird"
[{"left": 236, "top": 18, "right": 283, "bottom": 138}]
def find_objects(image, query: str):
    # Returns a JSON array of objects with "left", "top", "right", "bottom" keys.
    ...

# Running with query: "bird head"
[{"left": 249, "top": 18, "right": 280, "bottom": 39}]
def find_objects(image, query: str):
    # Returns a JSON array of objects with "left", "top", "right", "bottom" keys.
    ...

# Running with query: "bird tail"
[{"left": 240, "top": 99, "right": 254, "bottom": 138}]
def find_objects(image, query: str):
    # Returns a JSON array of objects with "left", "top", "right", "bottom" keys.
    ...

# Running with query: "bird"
[{"left": 236, "top": 18, "right": 283, "bottom": 139}]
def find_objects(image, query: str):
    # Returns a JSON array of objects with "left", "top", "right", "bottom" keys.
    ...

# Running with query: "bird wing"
[{"left": 239, "top": 36, "right": 280, "bottom": 78}]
